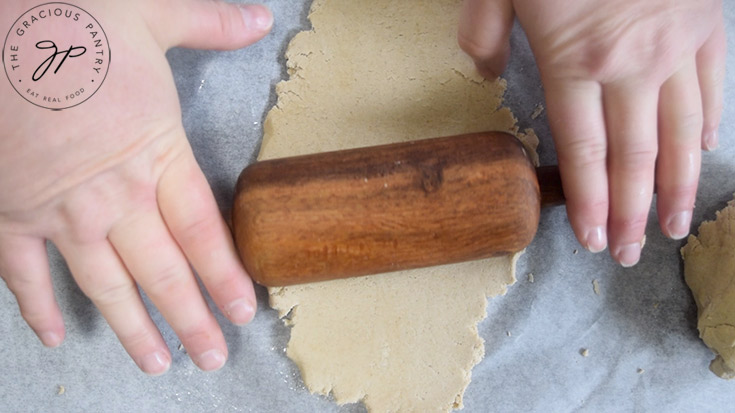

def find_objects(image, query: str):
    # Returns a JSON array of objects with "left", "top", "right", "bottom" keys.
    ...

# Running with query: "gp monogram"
[{"left": 2, "top": 2, "right": 111, "bottom": 110}]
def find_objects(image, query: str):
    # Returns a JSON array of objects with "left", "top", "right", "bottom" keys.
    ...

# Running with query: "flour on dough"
[
  {"left": 260, "top": 0, "right": 538, "bottom": 411},
  {"left": 682, "top": 196, "right": 735, "bottom": 379}
]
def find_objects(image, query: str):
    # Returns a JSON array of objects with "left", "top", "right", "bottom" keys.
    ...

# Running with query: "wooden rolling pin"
[{"left": 233, "top": 132, "right": 564, "bottom": 286}]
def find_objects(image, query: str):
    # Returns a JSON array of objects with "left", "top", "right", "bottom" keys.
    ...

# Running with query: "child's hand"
[
  {"left": 0, "top": 0, "right": 272, "bottom": 375},
  {"left": 459, "top": 0, "right": 725, "bottom": 266}
]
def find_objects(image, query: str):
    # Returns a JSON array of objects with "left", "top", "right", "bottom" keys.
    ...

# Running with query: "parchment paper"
[{"left": 1, "top": 1, "right": 734, "bottom": 412}]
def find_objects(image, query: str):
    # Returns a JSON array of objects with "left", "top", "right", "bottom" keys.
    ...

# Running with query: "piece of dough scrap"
[
  {"left": 260, "top": 0, "right": 539, "bottom": 411},
  {"left": 682, "top": 196, "right": 735, "bottom": 379}
]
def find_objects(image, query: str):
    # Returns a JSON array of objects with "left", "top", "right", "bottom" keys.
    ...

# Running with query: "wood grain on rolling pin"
[{"left": 233, "top": 132, "right": 541, "bottom": 286}]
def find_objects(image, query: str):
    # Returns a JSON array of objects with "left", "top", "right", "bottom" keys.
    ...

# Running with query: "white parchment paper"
[{"left": 1, "top": 1, "right": 734, "bottom": 412}]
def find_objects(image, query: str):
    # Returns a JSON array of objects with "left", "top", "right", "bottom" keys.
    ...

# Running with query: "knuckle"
[
  {"left": 657, "top": 183, "right": 698, "bottom": 206},
  {"left": 177, "top": 322, "right": 219, "bottom": 348},
  {"left": 578, "top": 45, "right": 624, "bottom": 82},
  {"left": 86, "top": 279, "right": 137, "bottom": 308},
  {"left": 675, "top": 110, "right": 704, "bottom": 139},
  {"left": 211, "top": 274, "right": 241, "bottom": 298},
  {"left": 214, "top": 3, "right": 237, "bottom": 39},
  {"left": 56, "top": 188, "right": 122, "bottom": 244},
  {"left": 457, "top": 32, "right": 498, "bottom": 60},
  {"left": 557, "top": 139, "right": 607, "bottom": 171},
  {"left": 117, "top": 327, "right": 157, "bottom": 350},
  {"left": 176, "top": 212, "right": 222, "bottom": 247},
  {"left": 702, "top": 102, "right": 724, "bottom": 129},
  {"left": 19, "top": 305, "right": 49, "bottom": 328},
  {"left": 544, "top": 9, "right": 687, "bottom": 83},
  {"left": 612, "top": 146, "right": 658, "bottom": 172},
  {"left": 144, "top": 262, "right": 188, "bottom": 298},
  {"left": 568, "top": 197, "right": 609, "bottom": 217},
  {"left": 544, "top": 30, "right": 630, "bottom": 81},
  {"left": 610, "top": 214, "right": 648, "bottom": 234},
  {"left": 3, "top": 272, "right": 36, "bottom": 299}
]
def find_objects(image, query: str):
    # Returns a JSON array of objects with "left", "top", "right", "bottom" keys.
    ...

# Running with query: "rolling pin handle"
[{"left": 537, "top": 165, "right": 565, "bottom": 208}]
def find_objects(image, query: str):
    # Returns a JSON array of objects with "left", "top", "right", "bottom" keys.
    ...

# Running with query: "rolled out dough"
[
  {"left": 260, "top": 0, "right": 538, "bottom": 411},
  {"left": 682, "top": 196, "right": 735, "bottom": 379}
]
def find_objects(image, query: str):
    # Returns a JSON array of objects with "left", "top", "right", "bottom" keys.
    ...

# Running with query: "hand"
[
  {"left": 458, "top": 0, "right": 726, "bottom": 266},
  {"left": 0, "top": 0, "right": 272, "bottom": 374}
]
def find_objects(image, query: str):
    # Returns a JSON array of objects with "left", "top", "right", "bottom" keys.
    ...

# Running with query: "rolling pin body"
[{"left": 233, "top": 132, "right": 541, "bottom": 286}]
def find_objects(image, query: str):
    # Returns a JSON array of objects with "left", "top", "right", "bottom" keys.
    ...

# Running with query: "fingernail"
[
  {"left": 614, "top": 243, "right": 642, "bottom": 268},
  {"left": 585, "top": 226, "right": 607, "bottom": 253},
  {"left": 40, "top": 332, "right": 62, "bottom": 348},
  {"left": 195, "top": 349, "right": 226, "bottom": 372},
  {"left": 225, "top": 298, "right": 255, "bottom": 326},
  {"left": 704, "top": 130, "right": 719, "bottom": 151},
  {"left": 666, "top": 211, "right": 692, "bottom": 240},
  {"left": 139, "top": 351, "right": 171, "bottom": 376},
  {"left": 240, "top": 5, "right": 273, "bottom": 32}
]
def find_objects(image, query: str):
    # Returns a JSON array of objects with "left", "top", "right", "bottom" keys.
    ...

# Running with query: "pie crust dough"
[
  {"left": 682, "top": 196, "right": 735, "bottom": 379},
  {"left": 259, "top": 0, "right": 538, "bottom": 410}
]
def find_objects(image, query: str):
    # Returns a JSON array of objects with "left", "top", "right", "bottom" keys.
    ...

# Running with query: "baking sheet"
[{"left": 1, "top": 1, "right": 734, "bottom": 411}]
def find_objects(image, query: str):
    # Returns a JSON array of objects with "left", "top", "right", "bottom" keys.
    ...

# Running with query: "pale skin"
[
  {"left": 459, "top": 0, "right": 726, "bottom": 266},
  {"left": 0, "top": 0, "right": 726, "bottom": 375},
  {"left": 0, "top": 0, "right": 273, "bottom": 375}
]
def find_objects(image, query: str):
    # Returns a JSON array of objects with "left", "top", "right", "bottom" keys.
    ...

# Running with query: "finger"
[
  {"left": 656, "top": 61, "right": 702, "bottom": 240},
  {"left": 164, "top": 1, "right": 273, "bottom": 50},
  {"left": 604, "top": 83, "right": 659, "bottom": 267},
  {"left": 0, "top": 235, "right": 64, "bottom": 347},
  {"left": 543, "top": 78, "right": 609, "bottom": 253},
  {"left": 157, "top": 151, "right": 256, "bottom": 326},
  {"left": 696, "top": 17, "right": 726, "bottom": 151},
  {"left": 109, "top": 209, "right": 227, "bottom": 372},
  {"left": 458, "top": 0, "right": 515, "bottom": 78},
  {"left": 54, "top": 238, "right": 171, "bottom": 376}
]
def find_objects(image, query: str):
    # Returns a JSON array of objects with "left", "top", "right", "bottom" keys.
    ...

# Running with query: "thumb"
[
  {"left": 165, "top": 1, "right": 273, "bottom": 50},
  {"left": 458, "top": 0, "right": 515, "bottom": 78}
]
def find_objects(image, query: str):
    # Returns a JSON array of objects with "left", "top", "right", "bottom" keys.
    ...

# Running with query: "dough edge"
[{"left": 682, "top": 196, "right": 735, "bottom": 379}]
